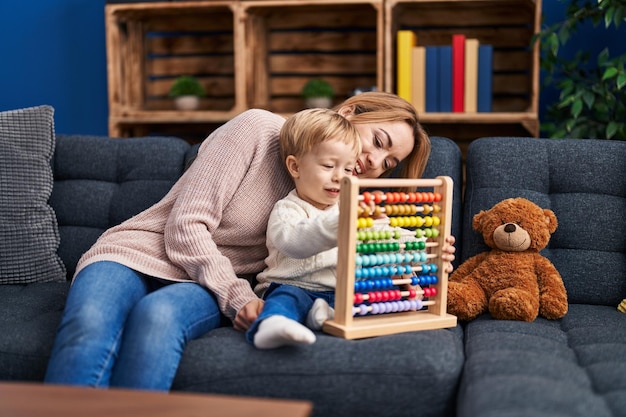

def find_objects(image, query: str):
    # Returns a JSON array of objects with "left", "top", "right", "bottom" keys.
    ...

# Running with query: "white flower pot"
[
  {"left": 174, "top": 95, "right": 200, "bottom": 111},
  {"left": 305, "top": 97, "right": 333, "bottom": 109}
]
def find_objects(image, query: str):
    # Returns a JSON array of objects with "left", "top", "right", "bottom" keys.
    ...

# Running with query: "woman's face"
[{"left": 350, "top": 120, "right": 414, "bottom": 179}]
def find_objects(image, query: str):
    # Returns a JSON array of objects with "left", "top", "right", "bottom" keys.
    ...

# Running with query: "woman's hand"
[
  {"left": 442, "top": 235, "right": 456, "bottom": 273},
  {"left": 233, "top": 298, "right": 264, "bottom": 331}
]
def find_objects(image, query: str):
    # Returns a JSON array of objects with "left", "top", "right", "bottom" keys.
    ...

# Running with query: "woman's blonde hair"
[
  {"left": 279, "top": 108, "right": 361, "bottom": 164},
  {"left": 336, "top": 91, "right": 430, "bottom": 190}
]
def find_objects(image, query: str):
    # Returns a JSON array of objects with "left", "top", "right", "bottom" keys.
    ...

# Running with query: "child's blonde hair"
[{"left": 279, "top": 108, "right": 361, "bottom": 165}]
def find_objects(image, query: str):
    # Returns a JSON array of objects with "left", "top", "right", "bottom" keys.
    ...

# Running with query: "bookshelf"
[{"left": 106, "top": 0, "right": 540, "bottom": 145}]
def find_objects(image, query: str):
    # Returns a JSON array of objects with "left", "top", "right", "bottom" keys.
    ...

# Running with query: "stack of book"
[{"left": 396, "top": 31, "right": 493, "bottom": 113}]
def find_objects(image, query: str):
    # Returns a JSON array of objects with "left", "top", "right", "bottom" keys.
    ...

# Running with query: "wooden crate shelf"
[
  {"left": 242, "top": 0, "right": 384, "bottom": 113},
  {"left": 106, "top": 0, "right": 540, "bottom": 141},
  {"left": 106, "top": 1, "right": 246, "bottom": 137}
]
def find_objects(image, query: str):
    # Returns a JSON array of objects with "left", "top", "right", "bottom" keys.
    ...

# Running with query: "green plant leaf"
[
  {"left": 602, "top": 67, "right": 619, "bottom": 80},
  {"left": 606, "top": 121, "right": 619, "bottom": 139},
  {"left": 618, "top": 73, "right": 626, "bottom": 89},
  {"left": 605, "top": 6, "right": 615, "bottom": 28},
  {"left": 571, "top": 98, "right": 583, "bottom": 118},
  {"left": 582, "top": 91, "right": 595, "bottom": 108}
]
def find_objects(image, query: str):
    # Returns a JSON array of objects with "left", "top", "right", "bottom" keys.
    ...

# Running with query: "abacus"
[{"left": 323, "top": 175, "right": 457, "bottom": 339}]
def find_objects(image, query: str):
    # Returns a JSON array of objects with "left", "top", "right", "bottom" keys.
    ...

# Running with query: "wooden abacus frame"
[{"left": 323, "top": 175, "right": 457, "bottom": 339}]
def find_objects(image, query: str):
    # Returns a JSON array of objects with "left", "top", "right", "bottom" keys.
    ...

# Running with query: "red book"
[{"left": 452, "top": 34, "right": 466, "bottom": 112}]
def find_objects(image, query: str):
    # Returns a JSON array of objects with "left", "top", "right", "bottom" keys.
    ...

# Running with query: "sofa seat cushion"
[
  {"left": 0, "top": 282, "right": 70, "bottom": 380},
  {"left": 457, "top": 305, "right": 626, "bottom": 417},
  {"left": 172, "top": 326, "right": 464, "bottom": 417}
]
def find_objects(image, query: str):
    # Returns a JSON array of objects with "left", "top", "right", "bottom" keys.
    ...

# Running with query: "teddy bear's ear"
[
  {"left": 472, "top": 210, "right": 487, "bottom": 231},
  {"left": 543, "top": 209, "right": 558, "bottom": 234}
]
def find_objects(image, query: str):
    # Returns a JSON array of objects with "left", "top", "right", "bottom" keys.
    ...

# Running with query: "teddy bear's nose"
[{"left": 504, "top": 223, "right": 517, "bottom": 233}]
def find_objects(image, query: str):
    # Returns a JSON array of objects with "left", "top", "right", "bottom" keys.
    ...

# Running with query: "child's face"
[{"left": 290, "top": 137, "right": 357, "bottom": 210}]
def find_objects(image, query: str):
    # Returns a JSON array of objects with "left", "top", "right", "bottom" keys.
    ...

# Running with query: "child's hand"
[{"left": 442, "top": 235, "right": 456, "bottom": 273}]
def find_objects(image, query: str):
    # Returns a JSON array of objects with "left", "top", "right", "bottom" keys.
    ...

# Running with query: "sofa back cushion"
[
  {"left": 0, "top": 105, "right": 66, "bottom": 284},
  {"left": 51, "top": 135, "right": 195, "bottom": 278},
  {"left": 463, "top": 137, "right": 626, "bottom": 306},
  {"left": 422, "top": 136, "right": 464, "bottom": 265}
]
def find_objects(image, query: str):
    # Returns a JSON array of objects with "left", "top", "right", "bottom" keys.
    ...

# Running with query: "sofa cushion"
[
  {"left": 0, "top": 105, "right": 66, "bottom": 284},
  {"left": 173, "top": 326, "right": 464, "bottom": 417},
  {"left": 462, "top": 137, "right": 626, "bottom": 306},
  {"left": 458, "top": 137, "right": 626, "bottom": 417},
  {"left": 171, "top": 135, "right": 466, "bottom": 417},
  {"left": 51, "top": 134, "right": 193, "bottom": 278},
  {"left": 458, "top": 305, "right": 626, "bottom": 417},
  {"left": 0, "top": 282, "right": 70, "bottom": 380}
]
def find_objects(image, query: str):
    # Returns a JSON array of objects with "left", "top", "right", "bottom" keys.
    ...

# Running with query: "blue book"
[
  {"left": 425, "top": 46, "right": 439, "bottom": 112},
  {"left": 438, "top": 46, "right": 453, "bottom": 112},
  {"left": 478, "top": 44, "right": 493, "bottom": 112}
]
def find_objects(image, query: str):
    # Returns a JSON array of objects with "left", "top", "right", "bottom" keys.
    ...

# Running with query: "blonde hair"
[
  {"left": 336, "top": 91, "right": 431, "bottom": 190},
  {"left": 280, "top": 108, "right": 361, "bottom": 165}
]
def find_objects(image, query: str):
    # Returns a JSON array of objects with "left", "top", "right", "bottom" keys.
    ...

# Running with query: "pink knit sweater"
[{"left": 75, "top": 109, "right": 293, "bottom": 320}]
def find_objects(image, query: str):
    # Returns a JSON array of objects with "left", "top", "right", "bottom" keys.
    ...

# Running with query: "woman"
[{"left": 44, "top": 91, "right": 455, "bottom": 390}]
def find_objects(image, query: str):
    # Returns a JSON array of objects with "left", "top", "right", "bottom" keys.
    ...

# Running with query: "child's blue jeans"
[{"left": 246, "top": 282, "right": 335, "bottom": 344}]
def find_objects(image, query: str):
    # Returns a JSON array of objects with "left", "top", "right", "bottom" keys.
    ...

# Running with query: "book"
[
  {"left": 464, "top": 38, "right": 479, "bottom": 113},
  {"left": 411, "top": 46, "right": 426, "bottom": 113},
  {"left": 478, "top": 44, "right": 494, "bottom": 112},
  {"left": 425, "top": 46, "right": 439, "bottom": 112},
  {"left": 452, "top": 34, "right": 465, "bottom": 112},
  {"left": 396, "top": 30, "right": 417, "bottom": 102},
  {"left": 438, "top": 45, "right": 453, "bottom": 112}
]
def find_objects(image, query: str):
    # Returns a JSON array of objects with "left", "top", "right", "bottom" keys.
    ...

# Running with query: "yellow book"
[
  {"left": 411, "top": 46, "right": 426, "bottom": 113},
  {"left": 396, "top": 30, "right": 417, "bottom": 102},
  {"left": 464, "top": 38, "right": 479, "bottom": 113}
]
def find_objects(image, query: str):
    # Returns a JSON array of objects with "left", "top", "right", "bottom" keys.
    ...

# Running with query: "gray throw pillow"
[{"left": 0, "top": 105, "right": 66, "bottom": 284}]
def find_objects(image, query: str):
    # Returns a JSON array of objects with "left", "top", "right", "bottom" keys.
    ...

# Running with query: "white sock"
[
  {"left": 305, "top": 298, "right": 335, "bottom": 330},
  {"left": 254, "top": 315, "right": 316, "bottom": 349}
]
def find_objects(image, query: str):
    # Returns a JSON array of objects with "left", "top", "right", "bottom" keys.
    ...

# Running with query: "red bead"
[
  {"left": 374, "top": 192, "right": 383, "bottom": 204},
  {"left": 362, "top": 191, "right": 372, "bottom": 204},
  {"left": 354, "top": 293, "right": 363, "bottom": 304},
  {"left": 407, "top": 192, "right": 416, "bottom": 202},
  {"left": 433, "top": 192, "right": 442, "bottom": 202},
  {"left": 409, "top": 289, "right": 416, "bottom": 298},
  {"left": 386, "top": 192, "right": 394, "bottom": 203}
]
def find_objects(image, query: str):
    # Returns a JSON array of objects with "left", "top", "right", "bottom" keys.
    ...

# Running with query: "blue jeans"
[
  {"left": 44, "top": 261, "right": 223, "bottom": 390},
  {"left": 245, "top": 283, "right": 335, "bottom": 344}
]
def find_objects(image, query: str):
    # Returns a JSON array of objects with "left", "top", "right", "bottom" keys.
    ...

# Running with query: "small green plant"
[
  {"left": 534, "top": 0, "right": 626, "bottom": 140},
  {"left": 301, "top": 78, "right": 335, "bottom": 98},
  {"left": 168, "top": 75, "right": 206, "bottom": 98}
]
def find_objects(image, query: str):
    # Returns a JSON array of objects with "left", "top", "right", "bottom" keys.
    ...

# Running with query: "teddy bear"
[{"left": 447, "top": 197, "right": 568, "bottom": 322}]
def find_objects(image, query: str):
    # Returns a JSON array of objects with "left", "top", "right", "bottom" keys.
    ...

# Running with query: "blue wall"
[
  {"left": 0, "top": 0, "right": 107, "bottom": 135},
  {"left": 0, "top": 1, "right": 623, "bottom": 136}
]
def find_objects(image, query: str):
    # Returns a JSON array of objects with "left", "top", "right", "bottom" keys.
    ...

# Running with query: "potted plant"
[
  {"left": 169, "top": 75, "right": 206, "bottom": 111},
  {"left": 301, "top": 78, "right": 335, "bottom": 108}
]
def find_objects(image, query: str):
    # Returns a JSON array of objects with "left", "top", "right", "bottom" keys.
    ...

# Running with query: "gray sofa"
[{"left": 0, "top": 105, "right": 625, "bottom": 417}]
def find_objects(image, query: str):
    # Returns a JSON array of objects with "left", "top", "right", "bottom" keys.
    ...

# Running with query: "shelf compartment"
[
  {"left": 385, "top": 0, "right": 541, "bottom": 135},
  {"left": 106, "top": 1, "right": 245, "bottom": 136},
  {"left": 242, "top": 0, "right": 384, "bottom": 114}
]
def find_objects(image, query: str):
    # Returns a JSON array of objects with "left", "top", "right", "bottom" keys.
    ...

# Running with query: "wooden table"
[{"left": 0, "top": 382, "right": 313, "bottom": 417}]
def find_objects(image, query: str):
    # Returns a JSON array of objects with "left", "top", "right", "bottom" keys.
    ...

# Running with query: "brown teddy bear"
[{"left": 447, "top": 198, "right": 568, "bottom": 322}]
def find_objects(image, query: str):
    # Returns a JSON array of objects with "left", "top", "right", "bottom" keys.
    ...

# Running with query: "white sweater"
[{"left": 255, "top": 190, "right": 340, "bottom": 296}]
